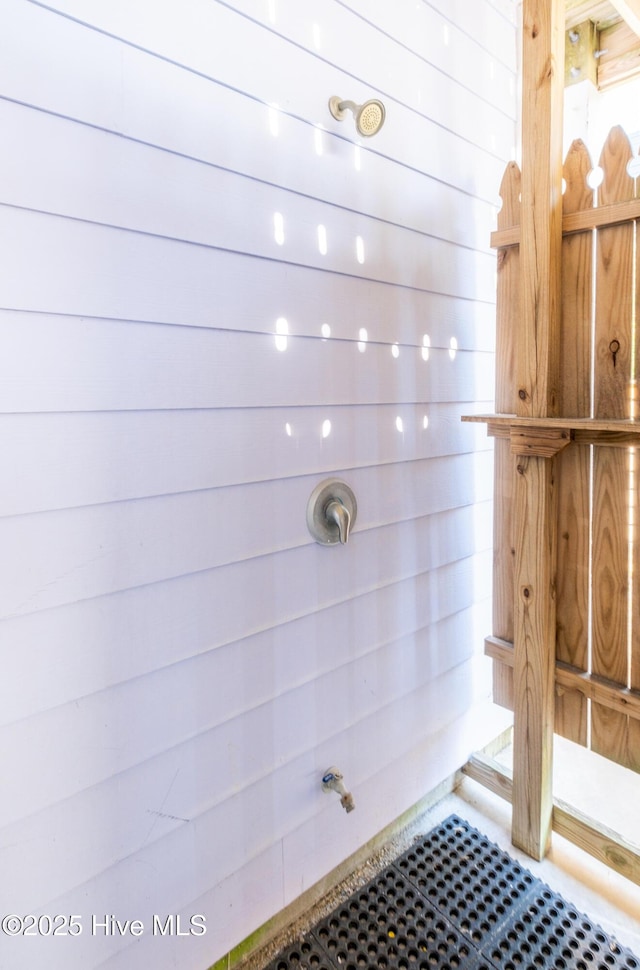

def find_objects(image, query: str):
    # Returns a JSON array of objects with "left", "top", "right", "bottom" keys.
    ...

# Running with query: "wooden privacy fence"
[{"left": 470, "top": 125, "right": 640, "bottom": 775}]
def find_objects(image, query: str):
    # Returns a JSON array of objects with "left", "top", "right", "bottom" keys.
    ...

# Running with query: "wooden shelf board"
[{"left": 462, "top": 413, "right": 640, "bottom": 433}]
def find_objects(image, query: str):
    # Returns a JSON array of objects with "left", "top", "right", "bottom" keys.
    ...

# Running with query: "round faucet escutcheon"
[{"left": 306, "top": 479, "right": 357, "bottom": 546}]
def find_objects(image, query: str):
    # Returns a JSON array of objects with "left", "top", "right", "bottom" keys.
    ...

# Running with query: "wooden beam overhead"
[
  {"left": 564, "top": 0, "right": 640, "bottom": 41},
  {"left": 565, "top": 0, "right": 620, "bottom": 30},
  {"left": 598, "top": 18, "right": 640, "bottom": 86},
  {"left": 607, "top": 0, "right": 640, "bottom": 35}
]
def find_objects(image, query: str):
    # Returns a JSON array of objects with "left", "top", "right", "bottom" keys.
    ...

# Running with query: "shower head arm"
[{"left": 328, "top": 96, "right": 356, "bottom": 121}]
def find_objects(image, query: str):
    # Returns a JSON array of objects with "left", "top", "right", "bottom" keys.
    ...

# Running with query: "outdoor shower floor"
[{"left": 265, "top": 814, "right": 640, "bottom": 970}]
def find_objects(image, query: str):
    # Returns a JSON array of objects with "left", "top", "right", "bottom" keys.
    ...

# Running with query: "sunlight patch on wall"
[
  {"left": 275, "top": 316, "right": 289, "bottom": 352},
  {"left": 273, "top": 211, "right": 285, "bottom": 245}
]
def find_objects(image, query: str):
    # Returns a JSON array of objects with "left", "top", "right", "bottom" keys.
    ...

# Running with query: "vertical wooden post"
[
  {"left": 511, "top": 0, "right": 565, "bottom": 860},
  {"left": 517, "top": 0, "right": 564, "bottom": 421}
]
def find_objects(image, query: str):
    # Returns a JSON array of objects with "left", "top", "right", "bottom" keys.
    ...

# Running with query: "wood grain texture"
[
  {"left": 594, "top": 129, "right": 635, "bottom": 422},
  {"left": 559, "top": 140, "right": 594, "bottom": 419},
  {"left": 492, "top": 197, "right": 640, "bottom": 247},
  {"left": 517, "top": 0, "right": 564, "bottom": 421},
  {"left": 495, "top": 163, "right": 521, "bottom": 416},
  {"left": 485, "top": 637, "right": 640, "bottom": 722},
  {"left": 512, "top": 453, "right": 558, "bottom": 858},
  {"left": 598, "top": 17, "right": 640, "bottom": 89},
  {"left": 492, "top": 162, "right": 521, "bottom": 708},
  {"left": 554, "top": 139, "right": 593, "bottom": 744},
  {"left": 511, "top": 0, "right": 564, "bottom": 860},
  {"left": 592, "top": 127, "right": 635, "bottom": 769},
  {"left": 554, "top": 446, "right": 590, "bottom": 744},
  {"left": 631, "top": 175, "right": 640, "bottom": 771},
  {"left": 463, "top": 752, "right": 640, "bottom": 886}
]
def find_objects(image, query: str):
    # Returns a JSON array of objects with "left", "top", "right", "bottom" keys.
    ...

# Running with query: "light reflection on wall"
[
  {"left": 357, "top": 328, "right": 368, "bottom": 353},
  {"left": 273, "top": 211, "right": 285, "bottom": 245},
  {"left": 322, "top": 419, "right": 332, "bottom": 438},
  {"left": 317, "top": 224, "right": 327, "bottom": 255},
  {"left": 421, "top": 334, "right": 431, "bottom": 361},
  {"left": 356, "top": 236, "right": 365, "bottom": 264},
  {"left": 275, "top": 316, "right": 288, "bottom": 352},
  {"left": 268, "top": 104, "right": 279, "bottom": 137}
]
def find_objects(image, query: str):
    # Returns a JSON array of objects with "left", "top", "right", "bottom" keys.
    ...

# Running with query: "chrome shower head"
[{"left": 328, "top": 96, "right": 386, "bottom": 137}]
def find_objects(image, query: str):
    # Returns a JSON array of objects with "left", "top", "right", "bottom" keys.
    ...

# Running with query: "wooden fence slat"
[
  {"left": 555, "top": 140, "right": 594, "bottom": 744},
  {"left": 482, "top": 126, "right": 640, "bottom": 858},
  {"left": 559, "top": 140, "right": 594, "bottom": 419},
  {"left": 555, "top": 444, "right": 590, "bottom": 745},
  {"left": 592, "top": 126, "right": 636, "bottom": 769},
  {"left": 493, "top": 162, "right": 521, "bottom": 710},
  {"left": 630, "top": 164, "right": 640, "bottom": 771}
]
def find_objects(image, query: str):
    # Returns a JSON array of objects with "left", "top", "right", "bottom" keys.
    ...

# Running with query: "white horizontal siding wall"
[{"left": 0, "top": 0, "right": 517, "bottom": 967}]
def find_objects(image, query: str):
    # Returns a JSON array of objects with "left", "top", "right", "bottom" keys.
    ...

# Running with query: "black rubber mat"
[{"left": 266, "top": 814, "right": 639, "bottom": 970}]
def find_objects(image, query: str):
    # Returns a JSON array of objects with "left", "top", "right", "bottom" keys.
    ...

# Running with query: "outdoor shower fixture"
[
  {"left": 322, "top": 767, "right": 355, "bottom": 813},
  {"left": 328, "top": 96, "right": 386, "bottom": 137},
  {"left": 307, "top": 479, "right": 357, "bottom": 545}
]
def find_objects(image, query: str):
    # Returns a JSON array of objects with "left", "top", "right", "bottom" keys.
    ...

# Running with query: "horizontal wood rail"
[
  {"left": 491, "top": 197, "right": 640, "bottom": 249},
  {"left": 462, "top": 751, "right": 640, "bottom": 885},
  {"left": 485, "top": 635, "right": 640, "bottom": 722},
  {"left": 462, "top": 414, "right": 640, "bottom": 448}
]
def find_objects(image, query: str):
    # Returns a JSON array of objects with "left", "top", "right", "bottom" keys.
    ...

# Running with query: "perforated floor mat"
[{"left": 266, "top": 814, "right": 639, "bottom": 970}]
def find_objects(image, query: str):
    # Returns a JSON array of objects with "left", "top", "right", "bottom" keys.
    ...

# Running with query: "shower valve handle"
[
  {"left": 307, "top": 479, "right": 357, "bottom": 546},
  {"left": 325, "top": 498, "right": 351, "bottom": 545}
]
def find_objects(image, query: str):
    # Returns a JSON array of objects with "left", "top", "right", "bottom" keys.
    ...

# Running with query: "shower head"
[{"left": 328, "top": 96, "right": 386, "bottom": 137}]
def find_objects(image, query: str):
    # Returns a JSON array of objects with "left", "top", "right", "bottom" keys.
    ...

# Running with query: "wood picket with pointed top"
[{"left": 485, "top": 125, "right": 640, "bottom": 775}]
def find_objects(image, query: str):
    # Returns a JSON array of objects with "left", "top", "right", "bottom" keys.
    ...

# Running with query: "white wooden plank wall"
[{"left": 0, "top": 1, "right": 517, "bottom": 967}]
